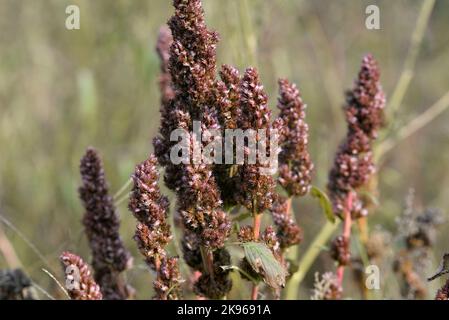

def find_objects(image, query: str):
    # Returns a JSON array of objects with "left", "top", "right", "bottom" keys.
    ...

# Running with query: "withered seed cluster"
[
  {"left": 328, "top": 54, "right": 385, "bottom": 220},
  {"left": 53, "top": 0, "right": 426, "bottom": 302},
  {"left": 129, "top": 155, "right": 183, "bottom": 300},
  {"left": 60, "top": 252, "right": 103, "bottom": 300},
  {"left": 329, "top": 55, "right": 386, "bottom": 268},
  {"left": 58, "top": 0, "right": 314, "bottom": 300},
  {"left": 79, "top": 147, "right": 133, "bottom": 299},
  {"left": 277, "top": 79, "right": 313, "bottom": 197}
]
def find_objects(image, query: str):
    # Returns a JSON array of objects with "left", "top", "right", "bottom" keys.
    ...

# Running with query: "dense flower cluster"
[
  {"left": 79, "top": 147, "right": 132, "bottom": 300},
  {"left": 193, "top": 248, "right": 232, "bottom": 299},
  {"left": 277, "top": 79, "right": 313, "bottom": 197},
  {"left": 60, "top": 252, "right": 103, "bottom": 300},
  {"left": 180, "top": 229, "right": 232, "bottom": 298},
  {"left": 156, "top": 26, "right": 174, "bottom": 107},
  {"left": 153, "top": 26, "right": 176, "bottom": 168},
  {"left": 129, "top": 155, "right": 183, "bottom": 300},
  {"left": 158, "top": 0, "right": 233, "bottom": 299},
  {"left": 330, "top": 235, "right": 351, "bottom": 267},
  {"left": 177, "top": 122, "right": 231, "bottom": 249},
  {"left": 217, "top": 64, "right": 241, "bottom": 130},
  {"left": 235, "top": 68, "right": 277, "bottom": 214},
  {"left": 269, "top": 196, "right": 302, "bottom": 249},
  {"left": 168, "top": 0, "right": 218, "bottom": 113},
  {"left": 328, "top": 54, "right": 385, "bottom": 219},
  {"left": 213, "top": 65, "right": 242, "bottom": 207}
]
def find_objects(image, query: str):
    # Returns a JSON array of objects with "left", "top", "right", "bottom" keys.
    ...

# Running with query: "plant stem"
[
  {"left": 376, "top": 90, "right": 449, "bottom": 161},
  {"left": 285, "top": 220, "right": 340, "bottom": 299},
  {"left": 285, "top": 197, "right": 292, "bottom": 216},
  {"left": 354, "top": 225, "right": 374, "bottom": 300},
  {"left": 251, "top": 204, "right": 261, "bottom": 300},
  {"left": 387, "top": 0, "right": 435, "bottom": 119},
  {"left": 200, "top": 245, "right": 215, "bottom": 280},
  {"left": 336, "top": 192, "right": 354, "bottom": 286},
  {"left": 251, "top": 284, "right": 259, "bottom": 300},
  {"left": 253, "top": 212, "right": 261, "bottom": 241},
  {"left": 113, "top": 178, "right": 132, "bottom": 200}
]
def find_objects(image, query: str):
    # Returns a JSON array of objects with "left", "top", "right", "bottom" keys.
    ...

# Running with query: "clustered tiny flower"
[
  {"left": 129, "top": 155, "right": 183, "bottom": 299},
  {"left": 60, "top": 251, "right": 103, "bottom": 300},
  {"left": 79, "top": 147, "right": 133, "bottom": 300},
  {"left": 277, "top": 79, "right": 313, "bottom": 197},
  {"left": 328, "top": 54, "right": 385, "bottom": 219}
]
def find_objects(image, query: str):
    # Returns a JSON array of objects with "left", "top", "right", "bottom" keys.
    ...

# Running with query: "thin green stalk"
[
  {"left": 376, "top": 90, "right": 449, "bottom": 161},
  {"left": 0, "top": 214, "right": 54, "bottom": 274},
  {"left": 251, "top": 201, "right": 261, "bottom": 300},
  {"left": 42, "top": 268, "right": 70, "bottom": 299},
  {"left": 114, "top": 192, "right": 131, "bottom": 207},
  {"left": 388, "top": 0, "right": 435, "bottom": 119},
  {"left": 285, "top": 220, "right": 340, "bottom": 300},
  {"left": 354, "top": 227, "right": 374, "bottom": 300},
  {"left": 32, "top": 281, "right": 55, "bottom": 300},
  {"left": 113, "top": 178, "right": 132, "bottom": 200},
  {"left": 236, "top": 0, "right": 258, "bottom": 67}
]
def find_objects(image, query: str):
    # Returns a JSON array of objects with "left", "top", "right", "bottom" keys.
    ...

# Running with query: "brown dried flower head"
[
  {"left": 328, "top": 54, "right": 386, "bottom": 219},
  {"left": 270, "top": 195, "right": 303, "bottom": 249},
  {"left": 60, "top": 252, "right": 103, "bottom": 300},
  {"left": 168, "top": 0, "right": 219, "bottom": 110},
  {"left": 129, "top": 155, "right": 182, "bottom": 299},
  {"left": 330, "top": 235, "right": 351, "bottom": 267},
  {"left": 194, "top": 248, "right": 232, "bottom": 299},
  {"left": 217, "top": 64, "right": 241, "bottom": 130},
  {"left": 79, "top": 147, "right": 132, "bottom": 300},
  {"left": 153, "top": 26, "right": 176, "bottom": 167},
  {"left": 235, "top": 67, "right": 277, "bottom": 213},
  {"left": 277, "top": 79, "right": 313, "bottom": 197},
  {"left": 213, "top": 65, "right": 242, "bottom": 207}
]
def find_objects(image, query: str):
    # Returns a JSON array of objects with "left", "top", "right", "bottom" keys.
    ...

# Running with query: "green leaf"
[
  {"left": 310, "top": 186, "right": 335, "bottom": 223},
  {"left": 241, "top": 242, "right": 288, "bottom": 289}
]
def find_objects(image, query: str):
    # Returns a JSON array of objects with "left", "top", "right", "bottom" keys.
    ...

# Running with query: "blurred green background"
[{"left": 0, "top": 0, "right": 448, "bottom": 299}]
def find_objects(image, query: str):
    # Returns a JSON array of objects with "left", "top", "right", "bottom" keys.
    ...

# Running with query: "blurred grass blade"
[
  {"left": 285, "top": 220, "right": 340, "bottom": 300},
  {"left": 377, "top": 89, "right": 449, "bottom": 160},
  {"left": 42, "top": 268, "right": 70, "bottom": 299},
  {"left": 0, "top": 214, "right": 54, "bottom": 273},
  {"left": 113, "top": 178, "right": 132, "bottom": 200},
  {"left": 388, "top": 0, "right": 435, "bottom": 118}
]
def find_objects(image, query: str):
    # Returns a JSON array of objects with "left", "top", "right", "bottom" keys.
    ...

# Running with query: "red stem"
[
  {"left": 253, "top": 213, "right": 262, "bottom": 240},
  {"left": 251, "top": 212, "right": 262, "bottom": 300},
  {"left": 337, "top": 192, "right": 354, "bottom": 286},
  {"left": 251, "top": 285, "right": 259, "bottom": 300}
]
